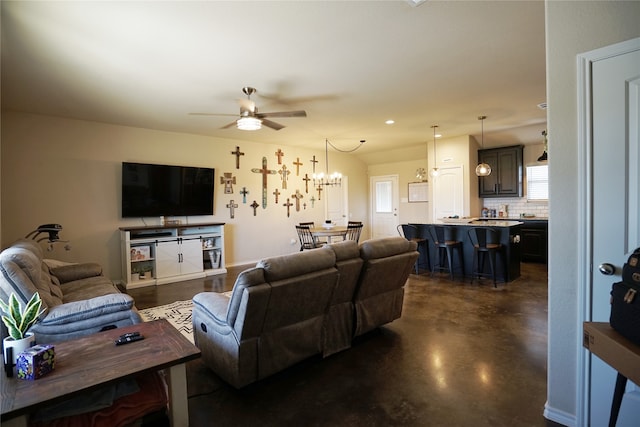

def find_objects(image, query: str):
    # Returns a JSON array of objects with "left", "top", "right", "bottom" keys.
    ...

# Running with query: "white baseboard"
[{"left": 544, "top": 402, "right": 576, "bottom": 427}]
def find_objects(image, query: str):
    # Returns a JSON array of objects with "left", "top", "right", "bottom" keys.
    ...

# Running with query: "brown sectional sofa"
[{"left": 192, "top": 236, "right": 419, "bottom": 388}]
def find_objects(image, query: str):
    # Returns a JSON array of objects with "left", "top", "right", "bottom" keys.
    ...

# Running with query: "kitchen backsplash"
[{"left": 482, "top": 198, "right": 548, "bottom": 218}]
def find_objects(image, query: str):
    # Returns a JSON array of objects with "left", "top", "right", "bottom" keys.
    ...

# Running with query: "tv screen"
[{"left": 122, "top": 162, "right": 215, "bottom": 218}]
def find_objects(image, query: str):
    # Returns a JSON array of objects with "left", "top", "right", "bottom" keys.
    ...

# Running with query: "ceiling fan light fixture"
[{"left": 237, "top": 116, "right": 262, "bottom": 131}]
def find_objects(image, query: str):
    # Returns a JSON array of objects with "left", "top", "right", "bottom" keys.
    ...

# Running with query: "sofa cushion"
[
  {"left": 257, "top": 248, "right": 336, "bottom": 281},
  {"left": 61, "top": 276, "right": 122, "bottom": 303},
  {"left": 359, "top": 236, "right": 418, "bottom": 260}
]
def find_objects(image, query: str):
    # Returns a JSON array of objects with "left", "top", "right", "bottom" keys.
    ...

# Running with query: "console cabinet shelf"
[{"left": 120, "top": 223, "right": 226, "bottom": 289}]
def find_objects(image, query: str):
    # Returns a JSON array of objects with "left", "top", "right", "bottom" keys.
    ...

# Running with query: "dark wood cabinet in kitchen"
[
  {"left": 520, "top": 220, "right": 548, "bottom": 263},
  {"left": 478, "top": 145, "right": 523, "bottom": 197}
]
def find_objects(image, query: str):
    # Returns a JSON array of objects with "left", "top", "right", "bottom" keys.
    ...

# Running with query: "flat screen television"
[{"left": 121, "top": 162, "right": 215, "bottom": 218}]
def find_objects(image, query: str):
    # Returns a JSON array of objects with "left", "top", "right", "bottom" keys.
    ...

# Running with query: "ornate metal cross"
[
  {"left": 302, "top": 173, "right": 310, "bottom": 193},
  {"left": 251, "top": 157, "right": 277, "bottom": 208},
  {"left": 226, "top": 200, "right": 238, "bottom": 219},
  {"left": 279, "top": 164, "right": 290, "bottom": 189},
  {"left": 275, "top": 148, "right": 285, "bottom": 164},
  {"left": 231, "top": 146, "right": 245, "bottom": 169},
  {"left": 292, "top": 190, "right": 304, "bottom": 212},
  {"left": 250, "top": 200, "right": 259, "bottom": 216},
  {"left": 220, "top": 172, "right": 236, "bottom": 194},
  {"left": 283, "top": 198, "right": 293, "bottom": 217},
  {"left": 273, "top": 188, "right": 281, "bottom": 204},
  {"left": 240, "top": 187, "right": 249, "bottom": 204}
]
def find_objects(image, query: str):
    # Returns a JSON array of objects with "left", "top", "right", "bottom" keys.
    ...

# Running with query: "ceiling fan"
[{"left": 189, "top": 87, "right": 307, "bottom": 131}]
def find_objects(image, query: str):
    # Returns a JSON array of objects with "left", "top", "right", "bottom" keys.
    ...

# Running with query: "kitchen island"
[{"left": 410, "top": 220, "right": 523, "bottom": 283}]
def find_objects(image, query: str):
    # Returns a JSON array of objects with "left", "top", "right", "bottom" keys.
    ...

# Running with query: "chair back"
[
  {"left": 296, "top": 225, "right": 318, "bottom": 250},
  {"left": 428, "top": 225, "right": 457, "bottom": 245},
  {"left": 344, "top": 223, "right": 363, "bottom": 242},
  {"left": 348, "top": 221, "right": 362, "bottom": 226},
  {"left": 468, "top": 227, "right": 500, "bottom": 248},
  {"left": 299, "top": 221, "right": 315, "bottom": 227},
  {"left": 398, "top": 224, "right": 421, "bottom": 241}
]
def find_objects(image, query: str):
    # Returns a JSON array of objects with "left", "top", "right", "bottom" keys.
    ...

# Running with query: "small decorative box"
[{"left": 16, "top": 344, "right": 55, "bottom": 380}]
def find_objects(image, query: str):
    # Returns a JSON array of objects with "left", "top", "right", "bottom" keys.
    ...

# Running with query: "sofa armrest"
[
  {"left": 192, "top": 292, "right": 233, "bottom": 335},
  {"left": 38, "top": 293, "right": 135, "bottom": 326},
  {"left": 50, "top": 263, "right": 103, "bottom": 284}
]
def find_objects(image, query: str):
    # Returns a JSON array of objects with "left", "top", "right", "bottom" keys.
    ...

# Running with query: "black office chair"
[
  {"left": 344, "top": 223, "right": 363, "bottom": 243},
  {"left": 397, "top": 224, "right": 430, "bottom": 274},
  {"left": 467, "top": 227, "right": 504, "bottom": 287},
  {"left": 428, "top": 225, "right": 464, "bottom": 280},
  {"left": 296, "top": 225, "right": 325, "bottom": 251}
]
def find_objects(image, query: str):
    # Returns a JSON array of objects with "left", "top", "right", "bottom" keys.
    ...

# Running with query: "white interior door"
[
  {"left": 587, "top": 40, "right": 640, "bottom": 427},
  {"left": 370, "top": 175, "right": 399, "bottom": 239},
  {"left": 325, "top": 176, "right": 348, "bottom": 226},
  {"left": 432, "top": 165, "right": 464, "bottom": 220}
]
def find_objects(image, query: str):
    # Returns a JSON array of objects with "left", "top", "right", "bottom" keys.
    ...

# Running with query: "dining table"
[{"left": 310, "top": 226, "right": 348, "bottom": 244}]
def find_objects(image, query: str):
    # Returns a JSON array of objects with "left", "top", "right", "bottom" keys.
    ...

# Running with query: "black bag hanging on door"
[{"left": 610, "top": 247, "right": 640, "bottom": 345}]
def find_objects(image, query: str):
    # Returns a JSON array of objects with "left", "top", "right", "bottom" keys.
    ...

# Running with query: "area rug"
[{"left": 139, "top": 300, "right": 194, "bottom": 344}]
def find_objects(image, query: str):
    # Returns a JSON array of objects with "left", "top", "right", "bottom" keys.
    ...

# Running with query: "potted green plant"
[{"left": 1, "top": 292, "right": 42, "bottom": 364}]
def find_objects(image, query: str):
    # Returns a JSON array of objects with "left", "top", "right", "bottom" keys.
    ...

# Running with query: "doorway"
[{"left": 370, "top": 175, "right": 399, "bottom": 239}]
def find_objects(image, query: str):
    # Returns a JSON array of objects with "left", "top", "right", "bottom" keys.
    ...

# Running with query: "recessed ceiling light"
[
  {"left": 385, "top": 119, "right": 395, "bottom": 125},
  {"left": 435, "top": 133, "right": 442, "bottom": 138}
]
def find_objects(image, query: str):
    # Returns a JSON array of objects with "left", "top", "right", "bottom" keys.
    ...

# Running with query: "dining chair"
[
  {"left": 300, "top": 221, "right": 326, "bottom": 244},
  {"left": 467, "top": 227, "right": 504, "bottom": 287},
  {"left": 347, "top": 221, "right": 362, "bottom": 226},
  {"left": 397, "top": 224, "right": 430, "bottom": 274},
  {"left": 296, "top": 225, "right": 325, "bottom": 251},
  {"left": 344, "top": 223, "right": 363, "bottom": 243}
]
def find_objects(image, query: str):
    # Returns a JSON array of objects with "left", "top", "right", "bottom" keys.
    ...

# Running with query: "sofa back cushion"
[
  {"left": 356, "top": 237, "right": 419, "bottom": 299},
  {"left": 0, "top": 240, "right": 63, "bottom": 311},
  {"left": 324, "top": 240, "right": 363, "bottom": 304}
]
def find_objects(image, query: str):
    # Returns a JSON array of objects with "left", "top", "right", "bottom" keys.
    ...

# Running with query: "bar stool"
[
  {"left": 428, "top": 225, "right": 464, "bottom": 280},
  {"left": 467, "top": 227, "right": 504, "bottom": 287},
  {"left": 397, "top": 224, "right": 431, "bottom": 274}
]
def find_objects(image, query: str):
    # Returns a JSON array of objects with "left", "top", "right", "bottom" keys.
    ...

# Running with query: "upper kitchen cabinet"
[{"left": 478, "top": 145, "right": 523, "bottom": 198}]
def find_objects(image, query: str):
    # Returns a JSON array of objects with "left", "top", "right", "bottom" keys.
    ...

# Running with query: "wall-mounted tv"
[{"left": 122, "top": 162, "right": 215, "bottom": 218}]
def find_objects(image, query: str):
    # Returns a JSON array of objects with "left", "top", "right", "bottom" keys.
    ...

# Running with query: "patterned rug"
[{"left": 139, "top": 300, "right": 194, "bottom": 343}]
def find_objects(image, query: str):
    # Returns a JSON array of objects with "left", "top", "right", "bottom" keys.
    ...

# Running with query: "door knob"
[{"left": 598, "top": 263, "right": 616, "bottom": 276}]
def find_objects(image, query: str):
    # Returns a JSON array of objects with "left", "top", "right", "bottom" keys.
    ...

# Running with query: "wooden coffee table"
[{"left": 1, "top": 319, "right": 200, "bottom": 427}]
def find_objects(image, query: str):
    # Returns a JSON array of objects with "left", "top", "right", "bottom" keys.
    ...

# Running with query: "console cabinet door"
[
  {"left": 155, "top": 240, "right": 181, "bottom": 278},
  {"left": 179, "top": 237, "right": 204, "bottom": 275},
  {"left": 478, "top": 145, "right": 523, "bottom": 197}
]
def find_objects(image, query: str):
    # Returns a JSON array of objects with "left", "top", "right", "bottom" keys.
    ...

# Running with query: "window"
[{"left": 526, "top": 164, "right": 548, "bottom": 201}]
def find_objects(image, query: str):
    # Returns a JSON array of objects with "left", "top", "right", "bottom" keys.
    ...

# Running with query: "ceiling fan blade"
[
  {"left": 261, "top": 118, "right": 285, "bottom": 131},
  {"left": 189, "top": 112, "right": 238, "bottom": 117},
  {"left": 220, "top": 120, "right": 238, "bottom": 129},
  {"left": 257, "top": 110, "right": 307, "bottom": 118}
]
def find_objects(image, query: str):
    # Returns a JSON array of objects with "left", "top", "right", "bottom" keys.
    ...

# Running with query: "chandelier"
[{"left": 313, "top": 138, "right": 365, "bottom": 187}]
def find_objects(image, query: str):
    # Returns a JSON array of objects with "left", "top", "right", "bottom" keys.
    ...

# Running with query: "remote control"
[{"left": 115, "top": 334, "right": 144, "bottom": 345}]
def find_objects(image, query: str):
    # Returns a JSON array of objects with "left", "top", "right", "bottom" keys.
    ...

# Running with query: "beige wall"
[
  {"left": 0, "top": 111, "right": 368, "bottom": 279},
  {"left": 545, "top": 1, "right": 640, "bottom": 425}
]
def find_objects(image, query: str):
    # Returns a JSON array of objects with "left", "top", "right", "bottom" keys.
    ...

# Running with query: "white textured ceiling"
[{"left": 1, "top": 1, "right": 547, "bottom": 163}]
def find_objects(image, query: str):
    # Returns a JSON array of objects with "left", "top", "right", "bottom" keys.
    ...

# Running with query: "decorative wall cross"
[
  {"left": 292, "top": 190, "right": 304, "bottom": 212},
  {"left": 273, "top": 188, "right": 281, "bottom": 204},
  {"left": 316, "top": 185, "right": 323, "bottom": 200},
  {"left": 310, "top": 155, "right": 318, "bottom": 173},
  {"left": 275, "top": 148, "right": 285, "bottom": 164},
  {"left": 310, "top": 196, "right": 316, "bottom": 208},
  {"left": 283, "top": 198, "right": 293, "bottom": 217},
  {"left": 293, "top": 157, "right": 303, "bottom": 176},
  {"left": 303, "top": 202, "right": 307, "bottom": 210},
  {"left": 251, "top": 157, "right": 277, "bottom": 208},
  {"left": 220, "top": 172, "right": 236, "bottom": 194},
  {"left": 240, "top": 187, "right": 249, "bottom": 204},
  {"left": 231, "top": 146, "right": 245, "bottom": 169},
  {"left": 226, "top": 200, "right": 238, "bottom": 219},
  {"left": 302, "top": 173, "right": 310, "bottom": 193},
  {"left": 278, "top": 164, "right": 290, "bottom": 189},
  {"left": 250, "top": 200, "right": 260, "bottom": 216}
]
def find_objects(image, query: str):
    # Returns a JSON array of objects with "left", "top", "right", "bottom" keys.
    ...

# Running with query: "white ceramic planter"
[{"left": 3, "top": 332, "right": 35, "bottom": 364}]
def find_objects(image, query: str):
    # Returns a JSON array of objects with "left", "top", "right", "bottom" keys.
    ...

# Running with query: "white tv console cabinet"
[{"left": 120, "top": 222, "right": 226, "bottom": 289}]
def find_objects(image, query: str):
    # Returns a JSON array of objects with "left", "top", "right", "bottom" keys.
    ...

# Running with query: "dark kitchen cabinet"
[
  {"left": 478, "top": 145, "right": 523, "bottom": 197},
  {"left": 520, "top": 220, "right": 548, "bottom": 263}
]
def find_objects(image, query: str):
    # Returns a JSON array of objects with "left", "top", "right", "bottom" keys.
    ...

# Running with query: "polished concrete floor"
[{"left": 129, "top": 262, "right": 558, "bottom": 427}]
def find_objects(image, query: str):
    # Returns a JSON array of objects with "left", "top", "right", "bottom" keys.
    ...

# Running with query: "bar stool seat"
[
  {"left": 397, "top": 224, "right": 430, "bottom": 274},
  {"left": 428, "top": 225, "right": 464, "bottom": 280},
  {"left": 468, "top": 227, "right": 504, "bottom": 287}
]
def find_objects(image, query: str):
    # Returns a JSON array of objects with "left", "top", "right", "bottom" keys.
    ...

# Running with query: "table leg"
[
  {"left": 608, "top": 372, "right": 628, "bottom": 427},
  {"left": 165, "top": 363, "right": 189, "bottom": 427}
]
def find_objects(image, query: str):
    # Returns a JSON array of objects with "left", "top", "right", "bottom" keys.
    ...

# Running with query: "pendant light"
[
  {"left": 430, "top": 125, "right": 439, "bottom": 177},
  {"left": 475, "top": 115, "right": 492, "bottom": 177}
]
